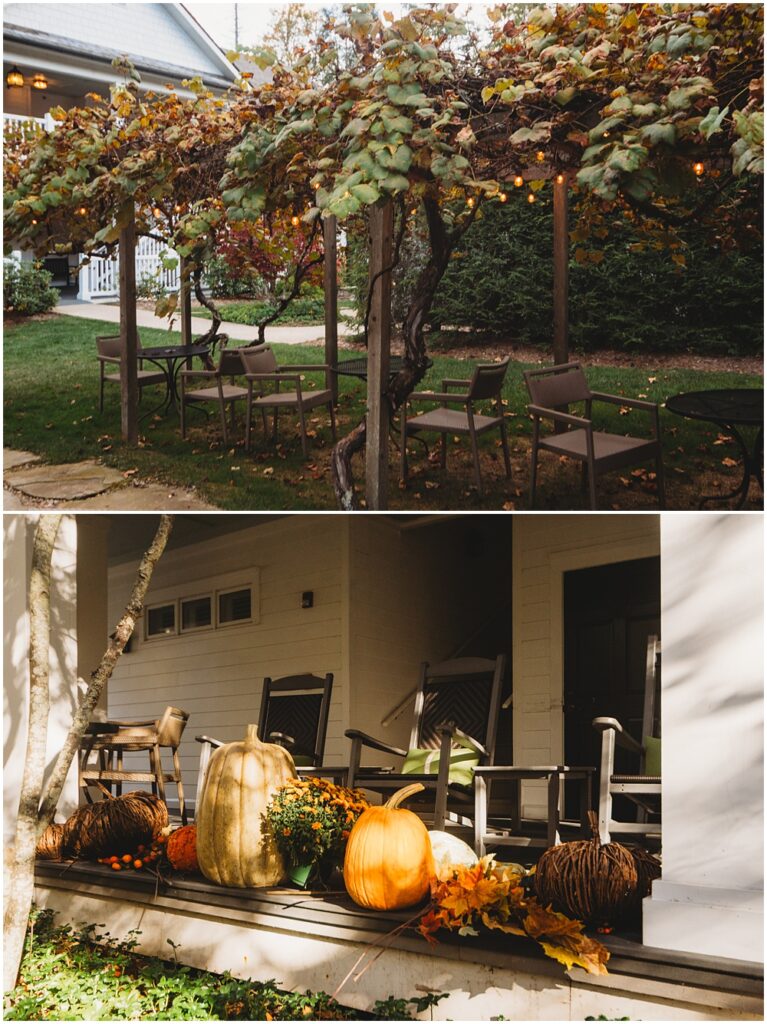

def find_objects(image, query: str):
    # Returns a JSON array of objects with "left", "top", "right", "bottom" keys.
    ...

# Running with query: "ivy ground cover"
[{"left": 3, "top": 316, "right": 762, "bottom": 511}]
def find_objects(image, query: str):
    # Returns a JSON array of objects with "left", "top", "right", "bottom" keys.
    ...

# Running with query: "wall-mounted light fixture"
[
  {"left": 301, "top": 591, "right": 314, "bottom": 609},
  {"left": 32, "top": 73, "right": 48, "bottom": 91},
  {"left": 6, "top": 66, "right": 24, "bottom": 88}
]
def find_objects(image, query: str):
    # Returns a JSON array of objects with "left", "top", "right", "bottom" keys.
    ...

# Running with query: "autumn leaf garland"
[{"left": 418, "top": 856, "right": 610, "bottom": 977}]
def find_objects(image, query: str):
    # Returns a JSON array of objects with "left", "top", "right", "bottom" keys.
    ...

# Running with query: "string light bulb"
[
  {"left": 498, "top": 191, "right": 508, "bottom": 203},
  {"left": 535, "top": 150, "right": 545, "bottom": 162},
  {"left": 692, "top": 161, "right": 705, "bottom": 177},
  {"left": 410, "top": 207, "right": 418, "bottom": 215},
  {"left": 514, "top": 175, "right": 524, "bottom": 188},
  {"left": 31, "top": 218, "right": 38, "bottom": 225},
  {"left": 174, "top": 203, "right": 183, "bottom": 213},
  {"left": 466, "top": 196, "right": 475, "bottom": 208},
  {"left": 556, "top": 173, "right": 565, "bottom": 185},
  {"left": 290, "top": 215, "right": 300, "bottom": 227},
  {"left": 152, "top": 206, "right": 163, "bottom": 219},
  {"left": 527, "top": 192, "right": 536, "bottom": 204},
  {"left": 77, "top": 206, "right": 87, "bottom": 216}
]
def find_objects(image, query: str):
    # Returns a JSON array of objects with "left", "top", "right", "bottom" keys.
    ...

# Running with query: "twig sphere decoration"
[
  {"left": 534, "top": 812, "right": 660, "bottom": 925},
  {"left": 36, "top": 823, "right": 66, "bottom": 861},
  {"left": 61, "top": 792, "right": 169, "bottom": 860}
]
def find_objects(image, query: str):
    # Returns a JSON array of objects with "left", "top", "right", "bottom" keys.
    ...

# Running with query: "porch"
[{"left": 34, "top": 859, "right": 762, "bottom": 1021}]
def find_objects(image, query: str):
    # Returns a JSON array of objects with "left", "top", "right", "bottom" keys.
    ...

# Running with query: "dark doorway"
[{"left": 564, "top": 556, "right": 660, "bottom": 816}]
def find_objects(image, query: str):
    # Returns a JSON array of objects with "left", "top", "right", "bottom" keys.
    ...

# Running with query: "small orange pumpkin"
[
  {"left": 344, "top": 783, "right": 434, "bottom": 911},
  {"left": 166, "top": 824, "right": 199, "bottom": 872}
]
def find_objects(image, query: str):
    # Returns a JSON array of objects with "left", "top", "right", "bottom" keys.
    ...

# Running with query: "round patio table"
[
  {"left": 140, "top": 344, "right": 212, "bottom": 414},
  {"left": 665, "top": 388, "right": 764, "bottom": 509},
  {"left": 332, "top": 355, "right": 405, "bottom": 381}
]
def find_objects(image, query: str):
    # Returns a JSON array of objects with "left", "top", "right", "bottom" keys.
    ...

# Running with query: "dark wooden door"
[{"left": 563, "top": 556, "right": 660, "bottom": 815}]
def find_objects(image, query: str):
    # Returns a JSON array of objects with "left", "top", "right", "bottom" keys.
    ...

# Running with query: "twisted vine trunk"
[
  {"left": 331, "top": 198, "right": 461, "bottom": 509},
  {"left": 193, "top": 268, "right": 222, "bottom": 347},
  {"left": 3, "top": 515, "right": 174, "bottom": 994},
  {"left": 256, "top": 220, "right": 323, "bottom": 344}
]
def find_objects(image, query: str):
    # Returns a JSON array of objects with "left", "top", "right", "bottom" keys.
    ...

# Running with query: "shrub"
[
  {"left": 204, "top": 255, "right": 266, "bottom": 299},
  {"left": 135, "top": 269, "right": 168, "bottom": 302},
  {"left": 3, "top": 259, "right": 58, "bottom": 316}
]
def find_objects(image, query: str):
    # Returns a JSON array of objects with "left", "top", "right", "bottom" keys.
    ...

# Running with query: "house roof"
[{"left": 3, "top": 3, "right": 239, "bottom": 91}]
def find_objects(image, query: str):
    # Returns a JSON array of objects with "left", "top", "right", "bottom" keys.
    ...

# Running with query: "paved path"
[
  {"left": 3, "top": 449, "right": 215, "bottom": 510},
  {"left": 55, "top": 301, "right": 355, "bottom": 346}
]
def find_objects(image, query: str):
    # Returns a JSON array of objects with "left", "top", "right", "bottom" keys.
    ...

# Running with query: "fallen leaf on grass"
[
  {"left": 122, "top": 468, "right": 138, "bottom": 478},
  {"left": 502, "top": 501, "right": 516, "bottom": 511},
  {"left": 721, "top": 457, "right": 738, "bottom": 467},
  {"left": 263, "top": 467, "right": 274, "bottom": 476}
]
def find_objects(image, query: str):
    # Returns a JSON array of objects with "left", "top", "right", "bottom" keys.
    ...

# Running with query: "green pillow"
[
  {"left": 401, "top": 746, "right": 479, "bottom": 787},
  {"left": 643, "top": 736, "right": 661, "bottom": 777}
]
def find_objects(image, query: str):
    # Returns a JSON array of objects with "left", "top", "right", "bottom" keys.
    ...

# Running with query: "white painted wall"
[
  {"left": 3, "top": 515, "right": 82, "bottom": 845},
  {"left": 4, "top": 4, "right": 226, "bottom": 78},
  {"left": 106, "top": 518, "right": 346, "bottom": 805},
  {"left": 643, "top": 513, "right": 764, "bottom": 963},
  {"left": 512, "top": 514, "right": 661, "bottom": 816}
]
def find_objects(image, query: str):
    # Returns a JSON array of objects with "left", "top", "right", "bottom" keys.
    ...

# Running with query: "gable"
[{"left": 3, "top": 3, "right": 236, "bottom": 85}]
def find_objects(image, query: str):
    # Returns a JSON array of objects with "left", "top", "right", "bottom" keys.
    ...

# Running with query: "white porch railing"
[
  {"left": 77, "top": 237, "right": 181, "bottom": 301},
  {"left": 3, "top": 112, "right": 57, "bottom": 142}
]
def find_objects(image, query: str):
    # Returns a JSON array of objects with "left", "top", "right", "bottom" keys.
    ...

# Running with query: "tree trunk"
[
  {"left": 256, "top": 221, "right": 323, "bottom": 344},
  {"left": 3, "top": 515, "right": 61, "bottom": 994},
  {"left": 193, "top": 268, "right": 222, "bottom": 351},
  {"left": 330, "top": 198, "right": 460, "bottom": 509},
  {"left": 3, "top": 514, "right": 175, "bottom": 994}
]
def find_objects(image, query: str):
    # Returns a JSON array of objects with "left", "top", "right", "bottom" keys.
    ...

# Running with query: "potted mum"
[{"left": 266, "top": 777, "right": 369, "bottom": 889}]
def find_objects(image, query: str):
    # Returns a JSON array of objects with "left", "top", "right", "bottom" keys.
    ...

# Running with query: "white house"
[
  {"left": 3, "top": 2, "right": 240, "bottom": 300},
  {"left": 3, "top": 512, "right": 763, "bottom": 1020}
]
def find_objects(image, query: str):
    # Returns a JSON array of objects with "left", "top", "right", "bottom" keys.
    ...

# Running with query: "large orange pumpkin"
[{"left": 344, "top": 783, "right": 434, "bottom": 910}]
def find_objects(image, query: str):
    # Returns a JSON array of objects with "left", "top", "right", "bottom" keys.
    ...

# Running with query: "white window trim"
[{"left": 142, "top": 569, "right": 260, "bottom": 644}]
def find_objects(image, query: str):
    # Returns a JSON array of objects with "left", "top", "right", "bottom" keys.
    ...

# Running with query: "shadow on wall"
[{"left": 660, "top": 513, "right": 763, "bottom": 891}]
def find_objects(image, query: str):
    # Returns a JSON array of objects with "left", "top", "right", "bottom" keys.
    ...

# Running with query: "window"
[
  {"left": 218, "top": 587, "right": 252, "bottom": 626},
  {"left": 181, "top": 595, "right": 212, "bottom": 632},
  {"left": 146, "top": 603, "right": 176, "bottom": 638}
]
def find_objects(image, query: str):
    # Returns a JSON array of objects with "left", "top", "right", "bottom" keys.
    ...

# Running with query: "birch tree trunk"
[{"left": 3, "top": 514, "right": 174, "bottom": 994}]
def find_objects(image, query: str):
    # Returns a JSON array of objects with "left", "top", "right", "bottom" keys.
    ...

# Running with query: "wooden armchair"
[
  {"left": 194, "top": 673, "right": 343, "bottom": 816},
  {"left": 592, "top": 635, "right": 662, "bottom": 844},
  {"left": 400, "top": 358, "right": 512, "bottom": 494},
  {"left": 79, "top": 705, "right": 190, "bottom": 823},
  {"left": 179, "top": 346, "right": 254, "bottom": 443},
  {"left": 346, "top": 655, "right": 506, "bottom": 833},
  {"left": 96, "top": 335, "right": 166, "bottom": 412},
  {"left": 523, "top": 362, "right": 665, "bottom": 509}
]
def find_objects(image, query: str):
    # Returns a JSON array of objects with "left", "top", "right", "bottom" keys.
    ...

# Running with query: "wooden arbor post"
[
  {"left": 552, "top": 174, "right": 570, "bottom": 365},
  {"left": 365, "top": 199, "right": 393, "bottom": 510},
  {"left": 179, "top": 255, "right": 193, "bottom": 348},
  {"left": 118, "top": 203, "right": 139, "bottom": 443},
  {"left": 323, "top": 215, "right": 339, "bottom": 403}
]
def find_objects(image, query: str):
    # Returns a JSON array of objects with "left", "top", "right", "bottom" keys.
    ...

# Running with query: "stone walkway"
[
  {"left": 55, "top": 301, "right": 355, "bottom": 346},
  {"left": 3, "top": 450, "right": 215, "bottom": 510}
]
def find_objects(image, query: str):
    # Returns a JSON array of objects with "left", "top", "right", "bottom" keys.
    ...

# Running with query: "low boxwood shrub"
[{"left": 3, "top": 259, "right": 59, "bottom": 316}]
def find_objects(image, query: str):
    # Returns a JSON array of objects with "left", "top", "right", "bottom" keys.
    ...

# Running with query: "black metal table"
[
  {"left": 665, "top": 388, "right": 764, "bottom": 509},
  {"left": 332, "top": 355, "right": 405, "bottom": 381},
  {"left": 140, "top": 344, "right": 212, "bottom": 414}
]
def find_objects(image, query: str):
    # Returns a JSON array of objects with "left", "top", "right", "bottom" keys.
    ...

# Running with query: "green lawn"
[{"left": 3, "top": 315, "right": 762, "bottom": 510}]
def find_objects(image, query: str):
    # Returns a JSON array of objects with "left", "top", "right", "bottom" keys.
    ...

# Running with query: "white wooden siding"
[
  {"left": 512, "top": 514, "right": 660, "bottom": 816},
  {"left": 4, "top": 4, "right": 226, "bottom": 78},
  {"left": 106, "top": 518, "right": 345, "bottom": 805}
]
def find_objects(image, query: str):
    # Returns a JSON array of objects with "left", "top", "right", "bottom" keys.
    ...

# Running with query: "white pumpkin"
[{"left": 427, "top": 831, "right": 478, "bottom": 880}]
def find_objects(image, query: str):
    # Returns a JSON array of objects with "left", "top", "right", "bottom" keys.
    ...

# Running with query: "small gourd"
[
  {"left": 427, "top": 830, "right": 478, "bottom": 880},
  {"left": 344, "top": 783, "right": 434, "bottom": 910},
  {"left": 166, "top": 824, "right": 199, "bottom": 872},
  {"left": 196, "top": 724, "right": 296, "bottom": 888}
]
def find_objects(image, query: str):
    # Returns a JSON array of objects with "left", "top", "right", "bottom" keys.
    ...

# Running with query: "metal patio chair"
[
  {"left": 523, "top": 362, "right": 664, "bottom": 509},
  {"left": 400, "top": 358, "right": 512, "bottom": 495},
  {"left": 179, "top": 345, "right": 254, "bottom": 443},
  {"left": 79, "top": 705, "right": 190, "bottom": 823},
  {"left": 240, "top": 346, "right": 336, "bottom": 457},
  {"left": 346, "top": 655, "right": 506, "bottom": 833},
  {"left": 592, "top": 634, "right": 662, "bottom": 844},
  {"left": 194, "top": 672, "right": 341, "bottom": 815},
  {"left": 96, "top": 335, "right": 167, "bottom": 412}
]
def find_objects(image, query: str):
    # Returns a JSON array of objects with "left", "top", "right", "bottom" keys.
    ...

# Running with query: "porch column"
[
  {"left": 643, "top": 513, "right": 763, "bottom": 963},
  {"left": 3, "top": 515, "right": 81, "bottom": 844},
  {"left": 76, "top": 518, "right": 109, "bottom": 725}
]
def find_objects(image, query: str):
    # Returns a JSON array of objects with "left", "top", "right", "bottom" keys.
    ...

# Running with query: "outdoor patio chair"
[
  {"left": 240, "top": 346, "right": 336, "bottom": 457},
  {"left": 96, "top": 335, "right": 167, "bottom": 412},
  {"left": 523, "top": 362, "right": 665, "bottom": 510},
  {"left": 79, "top": 705, "right": 190, "bottom": 824},
  {"left": 400, "top": 358, "right": 512, "bottom": 495},
  {"left": 345, "top": 655, "right": 506, "bottom": 833},
  {"left": 194, "top": 672, "right": 342, "bottom": 816},
  {"left": 592, "top": 635, "right": 662, "bottom": 844},
  {"left": 179, "top": 345, "right": 255, "bottom": 443}
]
